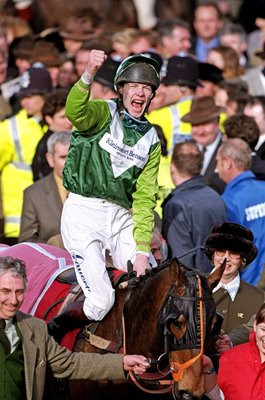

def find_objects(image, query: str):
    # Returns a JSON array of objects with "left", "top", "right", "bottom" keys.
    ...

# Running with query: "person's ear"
[
  {"left": 254, "top": 320, "right": 257, "bottom": 332},
  {"left": 46, "top": 152, "right": 54, "bottom": 168}
]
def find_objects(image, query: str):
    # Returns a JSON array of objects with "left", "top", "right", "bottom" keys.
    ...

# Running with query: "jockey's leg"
[
  {"left": 109, "top": 206, "right": 157, "bottom": 270},
  {"left": 48, "top": 195, "right": 115, "bottom": 342}
]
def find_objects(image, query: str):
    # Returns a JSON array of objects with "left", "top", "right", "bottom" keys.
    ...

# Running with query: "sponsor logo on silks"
[{"left": 71, "top": 250, "right": 90, "bottom": 291}]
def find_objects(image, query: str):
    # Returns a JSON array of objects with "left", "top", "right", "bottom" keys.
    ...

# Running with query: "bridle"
[{"left": 122, "top": 269, "right": 213, "bottom": 395}]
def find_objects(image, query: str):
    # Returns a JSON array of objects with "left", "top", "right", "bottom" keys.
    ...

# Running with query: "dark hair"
[
  {"left": 42, "top": 88, "right": 69, "bottom": 118},
  {"left": 194, "top": 2, "right": 223, "bottom": 21},
  {"left": 171, "top": 141, "right": 203, "bottom": 176},
  {"left": 255, "top": 303, "right": 265, "bottom": 325},
  {"left": 224, "top": 113, "right": 260, "bottom": 150}
]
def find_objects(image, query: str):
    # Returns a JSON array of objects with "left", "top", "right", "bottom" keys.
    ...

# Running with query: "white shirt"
[
  {"left": 213, "top": 274, "right": 240, "bottom": 302},
  {"left": 199, "top": 131, "right": 222, "bottom": 175}
]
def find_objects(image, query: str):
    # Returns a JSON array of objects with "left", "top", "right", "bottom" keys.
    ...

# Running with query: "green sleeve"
[
  {"left": 132, "top": 142, "right": 161, "bottom": 253},
  {"left": 65, "top": 79, "right": 110, "bottom": 133}
]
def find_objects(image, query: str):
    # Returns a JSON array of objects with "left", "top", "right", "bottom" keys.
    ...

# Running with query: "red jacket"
[{"left": 218, "top": 331, "right": 265, "bottom": 399}]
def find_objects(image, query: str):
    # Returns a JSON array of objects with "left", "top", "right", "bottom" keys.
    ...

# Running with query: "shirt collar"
[{"left": 213, "top": 274, "right": 240, "bottom": 301}]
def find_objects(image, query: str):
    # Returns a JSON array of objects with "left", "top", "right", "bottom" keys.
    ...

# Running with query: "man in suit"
[
  {"left": 0, "top": 256, "right": 150, "bottom": 400},
  {"left": 19, "top": 131, "right": 71, "bottom": 243},
  {"left": 181, "top": 96, "right": 223, "bottom": 185},
  {"left": 244, "top": 96, "right": 265, "bottom": 160},
  {"left": 162, "top": 141, "right": 226, "bottom": 273}
]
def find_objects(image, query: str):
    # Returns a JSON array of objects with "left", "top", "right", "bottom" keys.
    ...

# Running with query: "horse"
[{"left": 64, "top": 257, "right": 224, "bottom": 400}]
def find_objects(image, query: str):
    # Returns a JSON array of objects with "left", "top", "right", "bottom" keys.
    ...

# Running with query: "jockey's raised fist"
[{"left": 85, "top": 49, "right": 107, "bottom": 77}]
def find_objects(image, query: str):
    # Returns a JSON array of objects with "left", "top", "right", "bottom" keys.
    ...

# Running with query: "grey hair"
[
  {"left": 220, "top": 23, "right": 247, "bottom": 42},
  {"left": 47, "top": 130, "right": 71, "bottom": 155},
  {"left": 218, "top": 138, "right": 252, "bottom": 170},
  {"left": 0, "top": 257, "right": 27, "bottom": 288}
]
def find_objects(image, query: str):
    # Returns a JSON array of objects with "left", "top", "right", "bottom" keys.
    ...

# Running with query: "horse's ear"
[
  {"left": 207, "top": 259, "right": 226, "bottom": 291},
  {"left": 169, "top": 258, "right": 185, "bottom": 285}
]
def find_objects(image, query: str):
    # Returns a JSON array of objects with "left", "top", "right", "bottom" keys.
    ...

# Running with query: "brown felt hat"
[
  {"left": 30, "top": 40, "right": 65, "bottom": 67},
  {"left": 60, "top": 16, "right": 96, "bottom": 42},
  {"left": 181, "top": 96, "right": 223, "bottom": 125},
  {"left": 205, "top": 222, "right": 258, "bottom": 264}
]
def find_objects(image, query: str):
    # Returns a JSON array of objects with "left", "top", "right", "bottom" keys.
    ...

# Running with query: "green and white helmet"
[{"left": 114, "top": 54, "right": 160, "bottom": 92}]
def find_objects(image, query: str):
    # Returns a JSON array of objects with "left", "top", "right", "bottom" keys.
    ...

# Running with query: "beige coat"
[{"left": 16, "top": 311, "right": 125, "bottom": 400}]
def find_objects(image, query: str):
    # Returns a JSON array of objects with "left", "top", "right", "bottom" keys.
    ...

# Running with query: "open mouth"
[{"left": 132, "top": 99, "right": 144, "bottom": 110}]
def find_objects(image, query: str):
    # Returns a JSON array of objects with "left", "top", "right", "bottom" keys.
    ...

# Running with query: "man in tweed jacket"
[{"left": 0, "top": 256, "right": 149, "bottom": 400}]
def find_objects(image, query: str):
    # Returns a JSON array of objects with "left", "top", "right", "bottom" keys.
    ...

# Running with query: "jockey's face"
[
  {"left": 119, "top": 82, "right": 153, "bottom": 118},
  {"left": 0, "top": 272, "right": 25, "bottom": 319}
]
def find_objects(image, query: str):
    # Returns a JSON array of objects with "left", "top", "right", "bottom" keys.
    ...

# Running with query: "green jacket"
[{"left": 64, "top": 79, "right": 161, "bottom": 252}]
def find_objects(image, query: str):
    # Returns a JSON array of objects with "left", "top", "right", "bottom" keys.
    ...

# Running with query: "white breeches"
[{"left": 61, "top": 193, "right": 156, "bottom": 320}]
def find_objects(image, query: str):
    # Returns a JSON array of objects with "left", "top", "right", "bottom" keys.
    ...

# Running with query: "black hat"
[
  {"left": 94, "top": 57, "right": 121, "bottom": 91},
  {"left": 141, "top": 51, "right": 163, "bottom": 70},
  {"left": 198, "top": 62, "right": 224, "bottom": 84},
  {"left": 162, "top": 56, "right": 202, "bottom": 88},
  {"left": 18, "top": 64, "right": 53, "bottom": 98},
  {"left": 205, "top": 222, "right": 258, "bottom": 264}
]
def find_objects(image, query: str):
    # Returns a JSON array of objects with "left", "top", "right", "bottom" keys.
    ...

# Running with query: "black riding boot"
[{"left": 47, "top": 302, "right": 89, "bottom": 343}]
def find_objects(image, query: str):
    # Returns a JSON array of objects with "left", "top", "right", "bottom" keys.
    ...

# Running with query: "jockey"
[{"left": 48, "top": 49, "right": 161, "bottom": 341}]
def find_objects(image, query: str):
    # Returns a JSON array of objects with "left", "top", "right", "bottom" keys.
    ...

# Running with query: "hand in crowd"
[
  {"left": 215, "top": 333, "right": 232, "bottom": 354},
  {"left": 123, "top": 355, "right": 150, "bottom": 374}
]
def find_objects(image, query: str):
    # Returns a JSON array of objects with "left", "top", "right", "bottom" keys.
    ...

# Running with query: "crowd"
[{"left": 0, "top": 0, "right": 265, "bottom": 398}]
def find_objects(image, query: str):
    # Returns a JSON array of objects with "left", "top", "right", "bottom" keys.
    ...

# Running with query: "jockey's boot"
[{"left": 47, "top": 301, "right": 90, "bottom": 343}]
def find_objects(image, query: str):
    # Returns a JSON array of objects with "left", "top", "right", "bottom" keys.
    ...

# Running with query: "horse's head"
[{"left": 156, "top": 258, "right": 223, "bottom": 399}]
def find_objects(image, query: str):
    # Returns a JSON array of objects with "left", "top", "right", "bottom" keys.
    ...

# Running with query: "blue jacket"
[
  {"left": 222, "top": 170, "right": 265, "bottom": 286},
  {"left": 162, "top": 176, "right": 227, "bottom": 272}
]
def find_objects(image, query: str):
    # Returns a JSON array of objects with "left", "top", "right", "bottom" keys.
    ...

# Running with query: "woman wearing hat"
[
  {"left": 204, "top": 222, "right": 265, "bottom": 370},
  {"left": 205, "top": 222, "right": 265, "bottom": 334}
]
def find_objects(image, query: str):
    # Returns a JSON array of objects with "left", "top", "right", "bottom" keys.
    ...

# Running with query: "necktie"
[{"left": 0, "top": 319, "right": 10, "bottom": 354}]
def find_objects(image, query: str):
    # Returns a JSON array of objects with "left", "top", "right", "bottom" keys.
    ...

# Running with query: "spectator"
[
  {"left": 224, "top": 113, "right": 265, "bottom": 181},
  {"left": 156, "top": 18, "right": 192, "bottom": 58},
  {"left": 219, "top": 22, "right": 249, "bottom": 68},
  {"left": 0, "top": 255, "right": 150, "bottom": 400},
  {"left": 59, "top": 13, "right": 102, "bottom": 58},
  {"left": 47, "top": 50, "right": 161, "bottom": 339},
  {"left": 193, "top": 2, "right": 224, "bottom": 62},
  {"left": 29, "top": 39, "right": 65, "bottom": 88},
  {"left": 244, "top": 96, "right": 265, "bottom": 159},
  {"left": 241, "top": 42, "right": 265, "bottom": 96},
  {"left": 31, "top": 87, "right": 72, "bottom": 181},
  {"left": 0, "top": 64, "right": 52, "bottom": 245},
  {"left": 196, "top": 62, "right": 224, "bottom": 97},
  {"left": 218, "top": 302, "right": 265, "bottom": 399},
  {"left": 148, "top": 56, "right": 201, "bottom": 209},
  {"left": 207, "top": 45, "right": 244, "bottom": 80},
  {"left": 216, "top": 138, "right": 265, "bottom": 286},
  {"left": 181, "top": 96, "right": 223, "bottom": 184},
  {"left": 57, "top": 57, "right": 78, "bottom": 89},
  {"left": 205, "top": 222, "right": 265, "bottom": 359},
  {"left": 162, "top": 141, "right": 226, "bottom": 272},
  {"left": 19, "top": 131, "right": 71, "bottom": 243}
]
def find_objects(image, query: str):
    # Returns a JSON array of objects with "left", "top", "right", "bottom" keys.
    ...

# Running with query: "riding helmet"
[{"left": 114, "top": 53, "right": 160, "bottom": 92}]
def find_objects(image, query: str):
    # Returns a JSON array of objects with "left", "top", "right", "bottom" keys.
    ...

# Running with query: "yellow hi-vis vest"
[
  {"left": 148, "top": 98, "right": 192, "bottom": 215},
  {"left": 0, "top": 110, "right": 45, "bottom": 238}
]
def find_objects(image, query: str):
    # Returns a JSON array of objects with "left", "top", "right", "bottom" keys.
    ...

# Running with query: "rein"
[
  {"left": 122, "top": 313, "right": 174, "bottom": 395},
  {"left": 169, "top": 274, "right": 204, "bottom": 381},
  {"left": 122, "top": 272, "right": 206, "bottom": 395}
]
